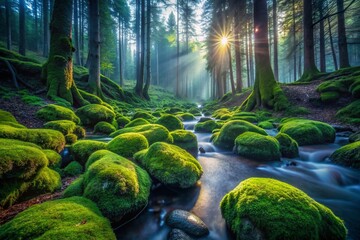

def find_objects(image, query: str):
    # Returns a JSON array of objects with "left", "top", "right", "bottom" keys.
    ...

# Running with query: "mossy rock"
[
  {"left": 350, "top": 79, "right": 360, "bottom": 98},
  {"left": 107, "top": 133, "right": 149, "bottom": 158},
  {"left": 110, "top": 124, "right": 173, "bottom": 145},
  {"left": 125, "top": 118, "right": 150, "bottom": 128},
  {"left": 65, "top": 133, "right": 78, "bottom": 144},
  {"left": 188, "top": 108, "right": 201, "bottom": 116},
  {"left": 0, "top": 125, "right": 65, "bottom": 152},
  {"left": 316, "top": 80, "right": 349, "bottom": 94},
  {"left": 349, "top": 131, "right": 360, "bottom": 143},
  {"left": 36, "top": 104, "right": 80, "bottom": 124},
  {"left": 82, "top": 150, "right": 152, "bottom": 222},
  {"left": 177, "top": 113, "right": 195, "bottom": 121},
  {"left": 132, "top": 111, "right": 157, "bottom": 123},
  {"left": 94, "top": 121, "right": 116, "bottom": 135},
  {"left": 70, "top": 140, "right": 107, "bottom": 166},
  {"left": 134, "top": 142, "right": 203, "bottom": 188},
  {"left": 166, "top": 107, "right": 184, "bottom": 114},
  {"left": 279, "top": 119, "right": 335, "bottom": 146},
  {"left": 195, "top": 120, "right": 221, "bottom": 133},
  {"left": 212, "top": 108, "right": 231, "bottom": 119},
  {"left": 43, "top": 149, "right": 62, "bottom": 169},
  {"left": 0, "top": 121, "right": 26, "bottom": 128},
  {"left": 156, "top": 114, "right": 184, "bottom": 131},
  {"left": 0, "top": 138, "right": 41, "bottom": 149},
  {"left": 234, "top": 132, "right": 281, "bottom": 161},
  {"left": 336, "top": 100, "right": 360, "bottom": 124},
  {"left": 44, "top": 120, "right": 76, "bottom": 135},
  {"left": 213, "top": 120, "right": 267, "bottom": 150},
  {"left": 63, "top": 161, "right": 83, "bottom": 176},
  {"left": 320, "top": 91, "right": 340, "bottom": 103},
  {"left": 258, "top": 121, "right": 274, "bottom": 129},
  {"left": 220, "top": 178, "right": 347, "bottom": 240},
  {"left": 230, "top": 115, "right": 257, "bottom": 123},
  {"left": 63, "top": 175, "right": 84, "bottom": 198},
  {"left": 116, "top": 115, "right": 131, "bottom": 128},
  {"left": 73, "top": 125, "right": 86, "bottom": 139},
  {"left": 78, "top": 89, "right": 103, "bottom": 104},
  {"left": 220, "top": 114, "right": 233, "bottom": 121},
  {"left": 75, "top": 104, "right": 115, "bottom": 127},
  {"left": 0, "top": 196, "right": 116, "bottom": 239},
  {"left": 330, "top": 141, "right": 360, "bottom": 169},
  {"left": 25, "top": 167, "right": 61, "bottom": 196},
  {"left": 275, "top": 133, "right": 299, "bottom": 158},
  {"left": 0, "top": 109, "right": 18, "bottom": 123},
  {"left": 171, "top": 130, "right": 198, "bottom": 154}
]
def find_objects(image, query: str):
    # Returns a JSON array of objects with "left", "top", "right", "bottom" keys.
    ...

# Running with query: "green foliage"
[
  {"left": 213, "top": 120, "right": 267, "bottom": 150},
  {"left": 44, "top": 120, "right": 76, "bottom": 135},
  {"left": 110, "top": 124, "right": 173, "bottom": 145},
  {"left": 195, "top": 120, "right": 221, "bottom": 133},
  {"left": 63, "top": 175, "right": 84, "bottom": 198},
  {"left": 155, "top": 114, "right": 184, "bottom": 131},
  {"left": 171, "top": 130, "right": 198, "bottom": 154},
  {"left": 220, "top": 178, "right": 347, "bottom": 240},
  {"left": 21, "top": 95, "right": 45, "bottom": 106},
  {"left": 125, "top": 118, "right": 150, "bottom": 128},
  {"left": 134, "top": 142, "right": 203, "bottom": 188},
  {"left": 94, "top": 121, "right": 116, "bottom": 135},
  {"left": 75, "top": 104, "right": 115, "bottom": 127},
  {"left": 285, "top": 106, "right": 310, "bottom": 116},
  {"left": 177, "top": 113, "right": 195, "bottom": 121},
  {"left": 330, "top": 142, "right": 360, "bottom": 169},
  {"left": 83, "top": 150, "right": 152, "bottom": 222},
  {"left": 320, "top": 91, "right": 340, "bottom": 103},
  {"left": 234, "top": 132, "right": 281, "bottom": 161},
  {"left": 107, "top": 133, "right": 149, "bottom": 158},
  {"left": 37, "top": 104, "right": 80, "bottom": 124},
  {"left": 0, "top": 197, "right": 116, "bottom": 239},
  {"left": 63, "top": 161, "right": 83, "bottom": 176},
  {"left": 258, "top": 121, "right": 274, "bottom": 129},
  {"left": 71, "top": 140, "right": 107, "bottom": 166},
  {"left": 336, "top": 100, "right": 360, "bottom": 124},
  {"left": 275, "top": 133, "right": 299, "bottom": 158},
  {"left": 279, "top": 119, "right": 335, "bottom": 146}
]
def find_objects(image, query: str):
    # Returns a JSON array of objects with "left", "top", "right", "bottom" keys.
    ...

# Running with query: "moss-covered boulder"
[
  {"left": 75, "top": 104, "right": 115, "bottom": 127},
  {"left": 44, "top": 120, "right": 76, "bottom": 135},
  {"left": 110, "top": 124, "right": 173, "bottom": 145},
  {"left": 330, "top": 141, "right": 360, "bottom": 169},
  {"left": 258, "top": 121, "right": 274, "bottom": 129},
  {"left": 349, "top": 131, "right": 360, "bottom": 143},
  {"left": 275, "top": 133, "right": 299, "bottom": 158},
  {"left": 0, "top": 125, "right": 65, "bottom": 152},
  {"left": 43, "top": 149, "right": 62, "bottom": 169},
  {"left": 195, "top": 120, "right": 221, "bottom": 133},
  {"left": 94, "top": 121, "right": 116, "bottom": 135},
  {"left": 63, "top": 175, "right": 84, "bottom": 198},
  {"left": 82, "top": 150, "right": 152, "bottom": 222},
  {"left": 134, "top": 142, "right": 203, "bottom": 188},
  {"left": 220, "top": 178, "right": 347, "bottom": 240},
  {"left": 36, "top": 104, "right": 80, "bottom": 124},
  {"left": 171, "top": 130, "right": 198, "bottom": 154},
  {"left": 177, "top": 113, "right": 196, "bottom": 121},
  {"left": 73, "top": 125, "right": 86, "bottom": 139},
  {"left": 156, "top": 114, "right": 184, "bottom": 131},
  {"left": 320, "top": 91, "right": 340, "bottom": 103},
  {"left": 234, "top": 132, "right": 281, "bottom": 161},
  {"left": 213, "top": 120, "right": 267, "bottom": 150},
  {"left": 107, "top": 133, "right": 149, "bottom": 158},
  {"left": 279, "top": 119, "right": 336, "bottom": 146},
  {"left": 0, "top": 196, "right": 116, "bottom": 239},
  {"left": 116, "top": 115, "right": 131, "bottom": 128},
  {"left": 212, "top": 108, "right": 231, "bottom": 119},
  {"left": 336, "top": 100, "right": 360, "bottom": 124},
  {"left": 125, "top": 118, "right": 150, "bottom": 128},
  {"left": 71, "top": 140, "right": 107, "bottom": 166},
  {"left": 25, "top": 167, "right": 61, "bottom": 195},
  {"left": 65, "top": 133, "right": 78, "bottom": 144},
  {"left": 132, "top": 111, "right": 157, "bottom": 122},
  {"left": 0, "top": 109, "right": 18, "bottom": 123},
  {"left": 63, "top": 161, "right": 83, "bottom": 176}
]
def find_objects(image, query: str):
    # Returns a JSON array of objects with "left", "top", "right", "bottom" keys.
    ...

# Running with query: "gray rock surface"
[
  {"left": 168, "top": 229, "right": 194, "bottom": 240},
  {"left": 166, "top": 210, "right": 209, "bottom": 237}
]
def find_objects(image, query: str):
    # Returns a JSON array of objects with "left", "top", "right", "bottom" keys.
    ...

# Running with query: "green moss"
[
  {"left": 220, "top": 114, "right": 233, "bottom": 120},
  {"left": 0, "top": 138, "right": 41, "bottom": 149},
  {"left": 230, "top": 115, "right": 258, "bottom": 123},
  {"left": 116, "top": 115, "right": 131, "bottom": 128},
  {"left": 350, "top": 79, "right": 360, "bottom": 98},
  {"left": 75, "top": 104, "right": 115, "bottom": 127},
  {"left": 195, "top": 120, "right": 221, "bottom": 133},
  {"left": 83, "top": 150, "right": 152, "bottom": 222},
  {"left": 110, "top": 124, "right": 173, "bottom": 145},
  {"left": 177, "top": 113, "right": 195, "bottom": 121},
  {"left": 0, "top": 109, "right": 18, "bottom": 123},
  {"left": 21, "top": 95, "right": 45, "bottom": 106},
  {"left": 65, "top": 133, "right": 78, "bottom": 144},
  {"left": 63, "top": 161, "right": 83, "bottom": 176},
  {"left": 279, "top": 119, "right": 336, "bottom": 146},
  {"left": 79, "top": 89, "right": 103, "bottom": 104},
  {"left": 44, "top": 120, "right": 76, "bottom": 135},
  {"left": 320, "top": 91, "right": 340, "bottom": 103},
  {"left": 234, "top": 132, "right": 281, "bottom": 161},
  {"left": 132, "top": 111, "right": 157, "bottom": 122},
  {"left": 155, "top": 114, "right": 184, "bottom": 131},
  {"left": 212, "top": 108, "right": 231, "bottom": 119},
  {"left": 336, "top": 100, "right": 360, "bottom": 124},
  {"left": 0, "top": 125, "right": 65, "bottom": 152},
  {"left": 25, "top": 167, "right": 61, "bottom": 196},
  {"left": 71, "top": 140, "right": 107, "bottom": 166},
  {"left": 73, "top": 125, "right": 86, "bottom": 139},
  {"left": 171, "top": 130, "right": 198, "bottom": 154},
  {"left": 275, "top": 133, "right": 299, "bottom": 158},
  {"left": 220, "top": 178, "right": 347, "bottom": 240},
  {"left": 258, "top": 121, "right": 274, "bottom": 129},
  {"left": 36, "top": 104, "right": 80, "bottom": 124},
  {"left": 134, "top": 142, "right": 203, "bottom": 188},
  {"left": 43, "top": 149, "right": 62, "bottom": 168},
  {"left": 63, "top": 175, "right": 84, "bottom": 198},
  {"left": 166, "top": 107, "right": 184, "bottom": 114},
  {"left": 330, "top": 141, "right": 360, "bottom": 169},
  {"left": 0, "top": 121, "right": 26, "bottom": 128},
  {"left": 125, "top": 118, "right": 150, "bottom": 128},
  {"left": 107, "top": 133, "right": 149, "bottom": 158},
  {"left": 349, "top": 132, "right": 360, "bottom": 143},
  {"left": 317, "top": 80, "right": 348, "bottom": 93},
  {"left": 94, "top": 121, "right": 116, "bottom": 135},
  {"left": 188, "top": 107, "right": 202, "bottom": 116},
  {"left": 213, "top": 120, "right": 267, "bottom": 150},
  {"left": 0, "top": 196, "right": 116, "bottom": 239}
]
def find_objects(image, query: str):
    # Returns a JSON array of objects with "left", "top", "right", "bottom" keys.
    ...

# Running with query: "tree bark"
[
  {"left": 43, "top": 0, "right": 49, "bottom": 57},
  {"left": 337, "top": 0, "right": 350, "bottom": 68},
  {"left": 33, "top": 0, "right": 39, "bottom": 52},
  {"left": 241, "top": 0, "right": 288, "bottom": 111},
  {"left": 273, "top": 0, "right": 278, "bottom": 81},
  {"left": 234, "top": 28, "right": 242, "bottom": 92},
  {"left": 118, "top": 16, "right": 124, "bottom": 86},
  {"left": 73, "top": 0, "right": 81, "bottom": 65},
  {"left": 319, "top": 6, "right": 326, "bottom": 72},
  {"left": 328, "top": 17, "right": 338, "bottom": 70},
  {"left": 19, "top": 0, "right": 26, "bottom": 56},
  {"left": 292, "top": 0, "right": 297, "bottom": 81},
  {"left": 228, "top": 46, "right": 235, "bottom": 95},
  {"left": 5, "top": 0, "right": 12, "bottom": 50},
  {"left": 43, "top": 0, "right": 86, "bottom": 106},
  {"left": 176, "top": 0, "right": 180, "bottom": 97},
  {"left": 134, "top": 0, "right": 143, "bottom": 97},
  {"left": 143, "top": 0, "right": 151, "bottom": 100}
]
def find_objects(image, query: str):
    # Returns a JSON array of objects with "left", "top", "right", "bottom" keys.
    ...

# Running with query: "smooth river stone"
[
  {"left": 166, "top": 210, "right": 209, "bottom": 237},
  {"left": 168, "top": 229, "right": 194, "bottom": 240}
]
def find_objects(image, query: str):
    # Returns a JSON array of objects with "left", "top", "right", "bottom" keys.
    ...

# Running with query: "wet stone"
[
  {"left": 168, "top": 229, "right": 194, "bottom": 240},
  {"left": 166, "top": 210, "right": 209, "bottom": 237}
]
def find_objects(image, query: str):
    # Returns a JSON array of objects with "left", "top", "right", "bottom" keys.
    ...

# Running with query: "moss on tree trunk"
[{"left": 43, "top": 0, "right": 87, "bottom": 106}]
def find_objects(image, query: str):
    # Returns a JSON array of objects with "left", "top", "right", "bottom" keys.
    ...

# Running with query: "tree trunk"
[
  {"left": 134, "top": 0, "right": 144, "bottom": 97},
  {"left": 318, "top": 1, "right": 326, "bottom": 72},
  {"left": 245, "top": 25, "right": 250, "bottom": 88},
  {"left": 19, "top": 0, "right": 26, "bottom": 56},
  {"left": 43, "top": 0, "right": 86, "bottom": 106},
  {"left": 33, "top": 0, "right": 39, "bottom": 52},
  {"left": 143, "top": 0, "right": 151, "bottom": 100},
  {"left": 292, "top": 0, "right": 297, "bottom": 81},
  {"left": 328, "top": 17, "right": 338, "bottom": 70},
  {"left": 241, "top": 0, "right": 288, "bottom": 111},
  {"left": 272, "top": 0, "right": 278, "bottom": 81},
  {"left": 43, "top": 0, "right": 49, "bottom": 57},
  {"left": 300, "top": 0, "right": 319, "bottom": 81},
  {"left": 336, "top": 0, "right": 350, "bottom": 68},
  {"left": 73, "top": 0, "right": 81, "bottom": 65},
  {"left": 5, "top": 0, "right": 12, "bottom": 50},
  {"left": 176, "top": 0, "right": 180, "bottom": 97},
  {"left": 88, "top": 0, "right": 102, "bottom": 96},
  {"left": 118, "top": 17, "right": 123, "bottom": 86},
  {"left": 234, "top": 17, "right": 242, "bottom": 92},
  {"left": 228, "top": 46, "right": 236, "bottom": 95}
]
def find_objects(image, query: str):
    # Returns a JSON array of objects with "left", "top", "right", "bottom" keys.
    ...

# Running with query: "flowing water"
[{"left": 93, "top": 118, "right": 360, "bottom": 240}]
